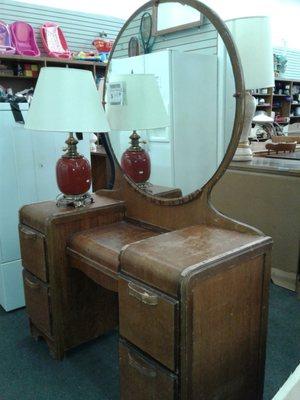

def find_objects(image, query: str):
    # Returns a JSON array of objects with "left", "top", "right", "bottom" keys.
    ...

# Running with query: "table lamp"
[
  {"left": 25, "top": 67, "right": 110, "bottom": 207},
  {"left": 105, "top": 73, "right": 169, "bottom": 187},
  {"left": 226, "top": 16, "right": 274, "bottom": 161}
]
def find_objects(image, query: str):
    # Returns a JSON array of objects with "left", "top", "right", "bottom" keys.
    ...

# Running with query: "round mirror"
[{"left": 105, "top": 0, "right": 244, "bottom": 201}]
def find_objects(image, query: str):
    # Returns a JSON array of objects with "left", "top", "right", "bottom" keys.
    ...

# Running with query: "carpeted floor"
[
  {"left": 0, "top": 283, "right": 299, "bottom": 400},
  {"left": 264, "top": 284, "right": 300, "bottom": 398}
]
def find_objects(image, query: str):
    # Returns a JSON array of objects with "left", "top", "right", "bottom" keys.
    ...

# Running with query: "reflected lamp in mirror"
[
  {"left": 25, "top": 67, "right": 110, "bottom": 207},
  {"left": 226, "top": 16, "right": 274, "bottom": 161},
  {"left": 106, "top": 74, "right": 169, "bottom": 186}
]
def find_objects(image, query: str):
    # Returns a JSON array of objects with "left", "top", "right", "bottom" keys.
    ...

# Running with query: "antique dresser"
[{"left": 19, "top": 1, "right": 272, "bottom": 399}]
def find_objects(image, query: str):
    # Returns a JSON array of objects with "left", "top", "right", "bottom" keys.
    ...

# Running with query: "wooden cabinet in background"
[
  {"left": 253, "top": 87, "right": 273, "bottom": 117},
  {"left": 212, "top": 158, "right": 300, "bottom": 293},
  {"left": 90, "top": 148, "right": 111, "bottom": 191},
  {"left": 253, "top": 78, "right": 300, "bottom": 126}
]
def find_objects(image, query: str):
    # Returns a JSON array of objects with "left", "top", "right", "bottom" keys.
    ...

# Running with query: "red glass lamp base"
[
  {"left": 121, "top": 148, "right": 151, "bottom": 184},
  {"left": 56, "top": 155, "right": 92, "bottom": 196}
]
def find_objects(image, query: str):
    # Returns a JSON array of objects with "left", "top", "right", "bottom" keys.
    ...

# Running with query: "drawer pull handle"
[
  {"left": 25, "top": 277, "right": 40, "bottom": 290},
  {"left": 20, "top": 227, "right": 38, "bottom": 240},
  {"left": 128, "top": 283, "right": 158, "bottom": 306},
  {"left": 128, "top": 354, "right": 157, "bottom": 378}
]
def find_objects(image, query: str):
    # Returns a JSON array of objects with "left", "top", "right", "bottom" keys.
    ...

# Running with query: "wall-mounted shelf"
[
  {"left": 0, "top": 55, "right": 107, "bottom": 92},
  {"left": 0, "top": 54, "right": 107, "bottom": 67},
  {"left": 0, "top": 75, "right": 37, "bottom": 79},
  {"left": 252, "top": 87, "right": 273, "bottom": 117},
  {"left": 253, "top": 78, "right": 300, "bottom": 125},
  {"left": 257, "top": 104, "right": 271, "bottom": 108}
]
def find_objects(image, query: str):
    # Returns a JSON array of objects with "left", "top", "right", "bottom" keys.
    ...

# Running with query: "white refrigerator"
[{"left": 0, "top": 103, "right": 90, "bottom": 311}]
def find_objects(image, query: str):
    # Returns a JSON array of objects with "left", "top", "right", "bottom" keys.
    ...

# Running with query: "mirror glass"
[
  {"left": 105, "top": 1, "right": 236, "bottom": 199},
  {"left": 153, "top": 2, "right": 203, "bottom": 35}
]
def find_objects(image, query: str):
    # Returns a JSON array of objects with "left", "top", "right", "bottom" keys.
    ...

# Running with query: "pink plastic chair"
[
  {"left": 10, "top": 21, "right": 40, "bottom": 56},
  {"left": 0, "top": 21, "right": 15, "bottom": 54},
  {"left": 40, "top": 22, "right": 71, "bottom": 59}
]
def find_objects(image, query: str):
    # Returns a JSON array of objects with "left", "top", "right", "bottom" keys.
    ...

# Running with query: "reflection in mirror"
[
  {"left": 106, "top": 1, "right": 236, "bottom": 198},
  {"left": 106, "top": 74, "right": 169, "bottom": 186},
  {"left": 153, "top": 2, "right": 203, "bottom": 36}
]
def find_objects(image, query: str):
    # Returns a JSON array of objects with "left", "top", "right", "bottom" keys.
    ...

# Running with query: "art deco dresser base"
[{"left": 19, "top": 195, "right": 272, "bottom": 399}]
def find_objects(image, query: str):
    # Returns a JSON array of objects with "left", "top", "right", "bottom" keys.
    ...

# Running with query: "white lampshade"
[
  {"left": 105, "top": 74, "right": 169, "bottom": 131},
  {"left": 226, "top": 16, "right": 274, "bottom": 90},
  {"left": 25, "top": 67, "right": 110, "bottom": 132}
]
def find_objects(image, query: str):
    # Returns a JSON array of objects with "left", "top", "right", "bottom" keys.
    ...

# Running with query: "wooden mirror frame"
[{"left": 103, "top": 0, "right": 246, "bottom": 207}]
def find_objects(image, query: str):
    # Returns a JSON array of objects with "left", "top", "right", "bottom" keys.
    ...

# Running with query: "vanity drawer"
[
  {"left": 19, "top": 225, "right": 47, "bottom": 282},
  {"left": 23, "top": 271, "right": 52, "bottom": 336},
  {"left": 119, "top": 277, "right": 178, "bottom": 371},
  {"left": 119, "top": 340, "right": 178, "bottom": 400}
]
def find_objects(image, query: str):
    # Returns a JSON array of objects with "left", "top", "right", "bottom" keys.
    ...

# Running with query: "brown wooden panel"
[
  {"left": 91, "top": 149, "right": 109, "bottom": 191},
  {"left": 120, "top": 225, "right": 267, "bottom": 297},
  {"left": 67, "top": 248, "right": 118, "bottom": 293},
  {"left": 19, "top": 195, "right": 125, "bottom": 359},
  {"left": 23, "top": 270, "right": 51, "bottom": 336},
  {"left": 186, "top": 255, "right": 266, "bottom": 400},
  {"left": 119, "top": 277, "right": 178, "bottom": 371},
  {"left": 68, "top": 221, "right": 159, "bottom": 273},
  {"left": 66, "top": 268, "right": 119, "bottom": 349},
  {"left": 19, "top": 224, "right": 47, "bottom": 282},
  {"left": 119, "top": 340, "right": 178, "bottom": 400},
  {"left": 19, "top": 196, "right": 125, "bottom": 234}
]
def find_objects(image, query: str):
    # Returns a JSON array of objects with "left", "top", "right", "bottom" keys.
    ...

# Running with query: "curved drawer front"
[
  {"left": 119, "top": 277, "right": 178, "bottom": 371},
  {"left": 23, "top": 270, "right": 51, "bottom": 336},
  {"left": 19, "top": 224, "right": 47, "bottom": 282},
  {"left": 119, "top": 340, "right": 178, "bottom": 400}
]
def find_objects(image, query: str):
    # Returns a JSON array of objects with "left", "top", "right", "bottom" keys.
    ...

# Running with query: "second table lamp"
[
  {"left": 226, "top": 16, "right": 274, "bottom": 161},
  {"left": 106, "top": 73, "right": 169, "bottom": 186}
]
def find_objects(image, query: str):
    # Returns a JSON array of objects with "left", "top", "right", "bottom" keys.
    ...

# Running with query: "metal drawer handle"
[
  {"left": 128, "top": 282, "right": 158, "bottom": 306},
  {"left": 20, "top": 226, "right": 38, "bottom": 240},
  {"left": 24, "top": 277, "right": 40, "bottom": 290},
  {"left": 128, "top": 353, "right": 157, "bottom": 378}
]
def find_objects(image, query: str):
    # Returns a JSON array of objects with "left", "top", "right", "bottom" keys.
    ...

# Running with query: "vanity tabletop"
[
  {"left": 19, "top": 194, "right": 125, "bottom": 233},
  {"left": 265, "top": 152, "right": 300, "bottom": 161},
  {"left": 121, "top": 225, "right": 271, "bottom": 297},
  {"left": 229, "top": 157, "right": 300, "bottom": 177}
]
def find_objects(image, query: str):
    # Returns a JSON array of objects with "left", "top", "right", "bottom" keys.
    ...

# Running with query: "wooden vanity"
[
  {"left": 18, "top": 1, "right": 273, "bottom": 399},
  {"left": 20, "top": 191, "right": 271, "bottom": 399}
]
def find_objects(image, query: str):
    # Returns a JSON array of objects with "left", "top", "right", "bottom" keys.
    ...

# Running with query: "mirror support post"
[{"left": 232, "top": 91, "right": 255, "bottom": 161}]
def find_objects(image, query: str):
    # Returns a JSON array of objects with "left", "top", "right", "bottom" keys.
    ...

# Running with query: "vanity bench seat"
[{"left": 67, "top": 220, "right": 161, "bottom": 292}]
